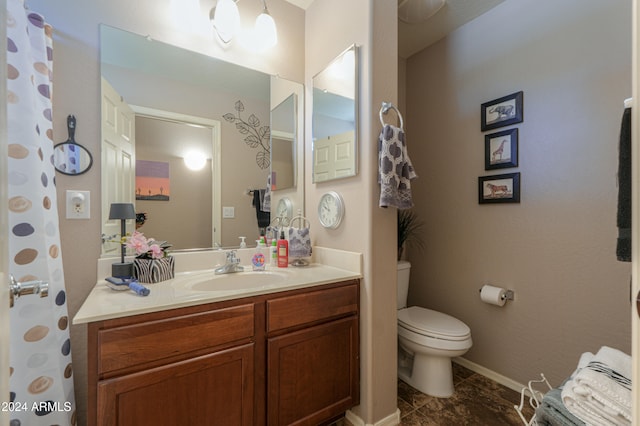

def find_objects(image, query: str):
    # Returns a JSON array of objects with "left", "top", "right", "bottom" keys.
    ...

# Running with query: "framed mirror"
[
  {"left": 312, "top": 44, "right": 359, "bottom": 183},
  {"left": 271, "top": 93, "right": 297, "bottom": 191},
  {"left": 100, "top": 25, "right": 303, "bottom": 253}
]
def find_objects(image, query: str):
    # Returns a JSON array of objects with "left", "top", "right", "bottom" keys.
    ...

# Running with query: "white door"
[
  {"left": 101, "top": 77, "right": 135, "bottom": 254},
  {"left": 313, "top": 130, "right": 355, "bottom": 182}
]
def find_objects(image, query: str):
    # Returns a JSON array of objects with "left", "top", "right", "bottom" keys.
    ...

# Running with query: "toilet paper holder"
[{"left": 478, "top": 286, "right": 515, "bottom": 302}]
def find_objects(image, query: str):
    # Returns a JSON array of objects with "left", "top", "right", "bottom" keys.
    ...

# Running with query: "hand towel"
[
  {"left": 561, "top": 346, "right": 632, "bottom": 426},
  {"left": 288, "top": 226, "right": 312, "bottom": 258},
  {"left": 616, "top": 107, "right": 631, "bottom": 261},
  {"left": 378, "top": 124, "right": 417, "bottom": 209},
  {"left": 252, "top": 190, "right": 270, "bottom": 228},
  {"left": 263, "top": 174, "right": 272, "bottom": 213}
]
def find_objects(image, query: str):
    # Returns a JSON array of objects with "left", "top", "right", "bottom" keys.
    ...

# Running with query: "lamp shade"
[
  {"left": 109, "top": 203, "right": 136, "bottom": 220},
  {"left": 211, "top": 0, "right": 240, "bottom": 44}
]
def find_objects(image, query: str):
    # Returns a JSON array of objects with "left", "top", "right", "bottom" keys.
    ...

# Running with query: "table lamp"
[{"left": 109, "top": 203, "right": 136, "bottom": 278}]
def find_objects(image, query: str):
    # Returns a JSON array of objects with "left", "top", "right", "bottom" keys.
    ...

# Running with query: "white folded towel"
[{"left": 561, "top": 346, "right": 632, "bottom": 426}]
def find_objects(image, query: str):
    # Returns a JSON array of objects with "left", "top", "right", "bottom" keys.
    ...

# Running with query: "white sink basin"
[{"left": 178, "top": 270, "right": 289, "bottom": 292}]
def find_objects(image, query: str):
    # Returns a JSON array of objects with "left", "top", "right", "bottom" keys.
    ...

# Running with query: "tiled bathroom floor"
[{"left": 333, "top": 363, "right": 533, "bottom": 426}]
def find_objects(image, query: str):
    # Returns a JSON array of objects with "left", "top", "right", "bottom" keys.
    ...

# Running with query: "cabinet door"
[
  {"left": 267, "top": 316, "right": 359, "bottom": 426},
  {"left": 97, "top": 343, "right": 254, "bottom": 426}
]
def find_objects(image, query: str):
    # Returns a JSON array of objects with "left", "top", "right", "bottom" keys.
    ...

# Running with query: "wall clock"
[
  {"left": 276, "top": 197, "right": 293, "bottom": 219},
  {"left": 318, "top": 191, "right": 344, "bottom": 229}
]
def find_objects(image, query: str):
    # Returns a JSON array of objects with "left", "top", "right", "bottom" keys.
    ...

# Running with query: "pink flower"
[{"left": 125, "top": 231, "right": 167, "bottom": 259}]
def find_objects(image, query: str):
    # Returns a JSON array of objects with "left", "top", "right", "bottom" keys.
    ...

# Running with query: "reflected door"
[{"left": 101, "top": 77, "right": 135, "bottom": 254}]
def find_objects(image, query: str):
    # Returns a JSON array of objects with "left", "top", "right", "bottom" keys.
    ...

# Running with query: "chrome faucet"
[{"left": 214, "top": 250, "right": 244, "bottom": 275}]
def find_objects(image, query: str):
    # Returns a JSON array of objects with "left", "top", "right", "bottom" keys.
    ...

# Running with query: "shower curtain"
[{"left": 7, "top": 0, "right": 76, "bottom": 424}]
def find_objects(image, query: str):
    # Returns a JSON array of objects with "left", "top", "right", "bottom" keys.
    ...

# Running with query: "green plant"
[{"left": 397, "top": 209, "right": 424, "bottom": 261}]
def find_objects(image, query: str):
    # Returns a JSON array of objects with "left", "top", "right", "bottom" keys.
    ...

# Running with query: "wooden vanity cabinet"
[{"left": 86, "top": 279, "right": 359, "bottom": 426}]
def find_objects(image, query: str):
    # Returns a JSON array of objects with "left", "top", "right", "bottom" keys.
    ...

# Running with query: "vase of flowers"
[{"left": 126, "top": 231, "right": 174, "bottom": 283}]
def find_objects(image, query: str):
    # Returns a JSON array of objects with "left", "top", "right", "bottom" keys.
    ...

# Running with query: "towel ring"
[
  {"left": 289, "top": 210, "right": 311, "bottom": 229},
  {"left": 379, "top": 101, "right": 404, "bottom": 129}
]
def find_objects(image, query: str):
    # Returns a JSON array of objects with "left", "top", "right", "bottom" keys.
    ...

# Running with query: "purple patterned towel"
[{"left": 378, "top": 124, "right": 417, "bottom": 209}]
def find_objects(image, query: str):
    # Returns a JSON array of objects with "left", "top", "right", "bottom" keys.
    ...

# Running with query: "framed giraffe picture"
[
  {"left": 485, "top": 128, "right": 518, "bottom": 170},
  {"left": 481, "top": 91, "right": 523, "bottom": 131},
  {"left": 478, "top": 173, "right": 521, "bottom": 204}
]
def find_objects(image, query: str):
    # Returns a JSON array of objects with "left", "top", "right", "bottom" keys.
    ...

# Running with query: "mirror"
[
  {"left": 312, "top": 45, "right": 358, "bottom": 183},
  {"left": 100, "top": 25, "right": 303, "bottom": 251},
  {"left": 53, "top": 142, "right": 93, "bottom": 175},
  {"left": 271, "top": 94, "right": 297, "bottom": 191}
]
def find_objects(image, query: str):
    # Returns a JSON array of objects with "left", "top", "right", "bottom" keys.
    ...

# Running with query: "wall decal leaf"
[{"left": 224, "top": 100, "right": 271, "bottom": 170}]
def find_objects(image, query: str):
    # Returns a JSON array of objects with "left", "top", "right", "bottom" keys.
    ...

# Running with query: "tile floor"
[{"left": 333, "top": 363, "right": 534, "bottom": 426}]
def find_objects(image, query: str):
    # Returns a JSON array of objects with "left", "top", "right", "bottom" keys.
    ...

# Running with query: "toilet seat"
[{"left": 398, "top": 306, "right": 470, "bottom": 341}]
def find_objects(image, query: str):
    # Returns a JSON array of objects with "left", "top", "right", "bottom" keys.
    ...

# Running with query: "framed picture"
[
  {"left": 481, "top": 91, "right": 523, "bottom": 131},
  {"left": 478, "top": 172, "right": 520, "bottom": 204},
  {"left": 485, "top": 128, "right": 518, "bottom": 170},
  {"left": 136, "top": 160, "right": 170, "bottom": 201}
]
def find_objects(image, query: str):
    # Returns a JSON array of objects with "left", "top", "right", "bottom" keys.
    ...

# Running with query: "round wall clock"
[
  {"left": 318, "top": 191, "right": 344, "bottom": 229},
  {"left": 276, "top": 197, "right": 293, "bottom": 219}
]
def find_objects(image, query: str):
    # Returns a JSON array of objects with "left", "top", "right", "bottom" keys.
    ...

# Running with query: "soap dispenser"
[
  {"left": 252, "top": 238, "right": 266, "bottom": 271},
  {"left": 239, "top": 236, "right": 247, "bottom": 249}
]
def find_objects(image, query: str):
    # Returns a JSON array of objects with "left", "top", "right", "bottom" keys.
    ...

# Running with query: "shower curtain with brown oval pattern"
[{"left": 7, "top": 0, "right": 76, "bottom": 424}]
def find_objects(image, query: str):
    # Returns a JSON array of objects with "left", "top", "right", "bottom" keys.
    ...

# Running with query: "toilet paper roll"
[{"left": 480, "top": 284, "right": 507, "bottom": 307}]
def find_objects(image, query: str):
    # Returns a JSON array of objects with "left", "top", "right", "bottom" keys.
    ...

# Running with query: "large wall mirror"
[
  {"left": 312, "top": 44, "right": 359, "bottom": 183},
  {"left": 271, "top": 94, "right": 297, "bottom": 191},
  {"left": 100, "top": 25, "right": 303, "bottom": 253}
]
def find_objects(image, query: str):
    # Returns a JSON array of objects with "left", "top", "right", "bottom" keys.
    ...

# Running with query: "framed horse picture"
[
  {"left": 478, "top": 173, "right": 520, "bottom": 204},
  {"left": 485, "top": 128, "right": 518, "bottom": 170},
  {"left": 481, "top": 91, "right": 523, "bottom": 131}
]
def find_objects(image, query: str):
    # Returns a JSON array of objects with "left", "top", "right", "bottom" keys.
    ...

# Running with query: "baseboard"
[
  {"left": 453, "top": 357, "right": 525, "bottom": 393},
  {"left": 345, "top": 408, "right": 401, "bottom": 426}
]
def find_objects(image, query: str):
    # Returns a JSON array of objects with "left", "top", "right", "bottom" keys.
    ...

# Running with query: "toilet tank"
[{"left": 397, "top": 261, "right": 411, "bottom": 310}]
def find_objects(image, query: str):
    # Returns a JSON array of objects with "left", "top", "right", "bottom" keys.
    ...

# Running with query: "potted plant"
[{"left": 397, "top": 209, "right": 424, "bottom": 261}]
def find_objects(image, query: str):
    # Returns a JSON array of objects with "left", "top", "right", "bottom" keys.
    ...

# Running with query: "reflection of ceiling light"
[
  {"left": 184, "top": 151, "right": 207, "bottom": 171},
  {"left": 398, "top": 0, "right": 446, "bottom": 24},
  {"left": 210, "top": 0, "right": 240, "bottom": 44}
]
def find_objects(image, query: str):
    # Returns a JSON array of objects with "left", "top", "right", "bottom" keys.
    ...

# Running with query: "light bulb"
[
  {"left": 184, "top": 151, "right": 207, "bottom": 171},
  {"left": 255, "top": 9, "right": 277, "bottom": 50},
  {"left": 211, "top": 0, "right": 240, "bottom": 44}
]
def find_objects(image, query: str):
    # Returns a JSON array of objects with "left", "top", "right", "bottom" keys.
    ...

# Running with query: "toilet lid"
[{"left": 398, "top": 306, "right": 471, "bottom": 340}]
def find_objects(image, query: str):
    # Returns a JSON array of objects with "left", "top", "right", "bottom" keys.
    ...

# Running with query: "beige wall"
[
  {"left": 26, "top": 0, "right": 304, "bottom": 423},
  {"left": 135, "top": 117, "right": 213, "bottom": 250},
  {"left": 306, "top": 0, "right": 398, "bottom": 423},
  {"left": 405, "top": 0, "right": 632, "bottom": 387}
]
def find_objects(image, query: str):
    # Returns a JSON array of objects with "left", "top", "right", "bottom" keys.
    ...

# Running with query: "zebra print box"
[{"left": 133, "top": 256, "right": 175, "bottom": 283}]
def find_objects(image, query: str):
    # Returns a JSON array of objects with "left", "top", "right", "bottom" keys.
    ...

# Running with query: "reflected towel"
[
  {"left": 263, "top": 174, "right": 272, "bottom": 212},
  {"left": 252, "top": 190, "right": 270, "bottom": 228},
  {"left": 616, "top": 107, "right": 631, "bottom": 261},
  {"left": 288, "top": 227, "right": 311, "bottom": 258},
  {"left": 378, "top": 124, "right": 417, "bottom": 209}
]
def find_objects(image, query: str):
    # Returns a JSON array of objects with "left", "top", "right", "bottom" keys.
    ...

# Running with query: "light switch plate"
[
  {"left": 66, "top": 190, "right": 90, "bottom": 219},
  {"left": 222, "top": 206, "right": 235, "bottom": 218}
]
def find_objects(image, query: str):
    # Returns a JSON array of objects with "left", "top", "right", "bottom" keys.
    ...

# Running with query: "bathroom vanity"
[{"left": 75, "top": 256, "right": 361, "bottom": 426}]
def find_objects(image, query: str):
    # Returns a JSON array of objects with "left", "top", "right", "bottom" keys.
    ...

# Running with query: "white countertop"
[{"left": 74, "top": 247, "right": 362, "bottom": 324}]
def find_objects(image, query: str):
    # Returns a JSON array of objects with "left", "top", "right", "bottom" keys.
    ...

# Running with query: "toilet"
[{"left": 397, "top": 260, "right": 472, "bottom": 397}]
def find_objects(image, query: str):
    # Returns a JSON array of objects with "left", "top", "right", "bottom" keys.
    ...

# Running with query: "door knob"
[{"left": 9, "top": 275, "right": 49, "bottom": 308}]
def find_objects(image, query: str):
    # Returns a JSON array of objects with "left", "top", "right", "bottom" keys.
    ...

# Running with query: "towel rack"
[{"left": 379, "top": 101, "right": 404, "bottom": 129}]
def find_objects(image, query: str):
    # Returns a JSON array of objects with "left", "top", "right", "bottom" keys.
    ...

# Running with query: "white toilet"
[{"left": 397, "top": 260, "right": 472, "bottom": 397}]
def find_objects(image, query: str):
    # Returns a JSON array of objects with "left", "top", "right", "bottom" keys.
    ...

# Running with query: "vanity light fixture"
[
  {"left": 108, "top": 203, "right": 136, "bottom": 278},
  {"left": 210, "top": 0, "right": 241, "bottom": 44},
  {"left": 254, "top": 0, "right": 277, "bottom": 50},
  {"left": 211, "top": 0, "right": 278, "bottom": 50}
]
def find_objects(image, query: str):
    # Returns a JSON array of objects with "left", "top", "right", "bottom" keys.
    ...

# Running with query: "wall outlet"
[{"left": 66, "top": 190, "right": 90, "bottom": 219}]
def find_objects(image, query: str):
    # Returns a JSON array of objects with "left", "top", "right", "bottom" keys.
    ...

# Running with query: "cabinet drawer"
[
  {"left": 267, "top": 282, "right": 358, "bottom": 333},
  {"left": 98, "top": 303, "right": 254, "bottom": 376}
]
